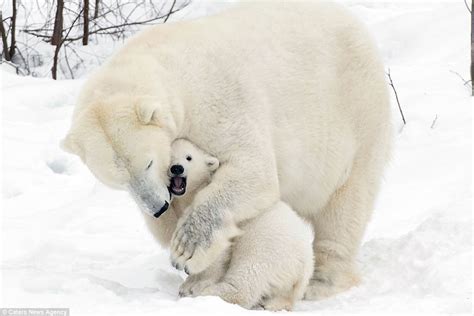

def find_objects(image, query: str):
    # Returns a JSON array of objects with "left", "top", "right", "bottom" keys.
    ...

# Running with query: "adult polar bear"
[{"left": 62, "top": 1, "right": 392, "bottom": 300}]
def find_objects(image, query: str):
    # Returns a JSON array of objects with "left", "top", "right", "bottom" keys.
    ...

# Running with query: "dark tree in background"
[
  {"left": 471, "top": 0, "right": 473, "bottom": 95},
  {"left": 9, "top": 0, "right": 16, "bottom": 58},
  {"left": 51, "top": 0, "right": 64, "bottom": 46},
  {"left": 0, "top": 0, "right": 17, "bottom": 62},
  {"left": 0, "top": 10, "right": 10, "bottom": 61},
  {"left": 51, "top": 0, "right": 65, "bottom": 78},
  {"left": 83, "top": 0, "right": 90, "bottom": 45},
  {"left": 94, "top": 0, "right": 100, "bottom": 19},
  {"left": 3, "top": 0, "right": 190, "bottom": 79}
]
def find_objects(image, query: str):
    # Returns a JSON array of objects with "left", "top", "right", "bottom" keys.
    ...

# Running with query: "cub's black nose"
[{"left": 170, "top": 164, "right": 184, "bottom": 175}]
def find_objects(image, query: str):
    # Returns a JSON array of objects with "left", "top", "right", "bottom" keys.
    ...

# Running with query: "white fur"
[
  {"left": 197, "top": 203, "right": 314, "bottom": 311},
  {"left": 168, "top": 139, "right": 314, "bottom": 311},
  {"left": 62, "top": 1, "right": 392, "bottom": 302}
]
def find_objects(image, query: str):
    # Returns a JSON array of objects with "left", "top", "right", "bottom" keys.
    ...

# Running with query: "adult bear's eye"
[
  {"left": 146, "top": 160, "right": 153, "bottom": 170},
  {"left": 186, "top": 156, "right": 192, "bottom": 161}
]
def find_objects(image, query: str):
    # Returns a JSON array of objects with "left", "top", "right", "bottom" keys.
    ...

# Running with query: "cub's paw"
[
  {"left": 179, "top": 275, "right": 217, "bottom": 297},
  {"left": 261, "top": 296, "right": 294, "bottom": 311},
  {"left": 199, "top": 282, "right": 254, "bottom": 309}
]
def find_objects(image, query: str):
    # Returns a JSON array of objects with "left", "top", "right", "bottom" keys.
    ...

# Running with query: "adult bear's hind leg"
[{"left": 305, "top": 155, "right": 385, "bottom": 300}]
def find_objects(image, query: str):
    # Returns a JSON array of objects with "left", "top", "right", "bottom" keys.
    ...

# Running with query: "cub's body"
[{"left": 152, "top": 139, "right": 313, "bottom": 310}]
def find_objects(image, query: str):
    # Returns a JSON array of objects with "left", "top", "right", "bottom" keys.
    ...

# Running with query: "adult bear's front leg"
[{"left": 170, "top": 150, "right": 279, "bottom": 274}]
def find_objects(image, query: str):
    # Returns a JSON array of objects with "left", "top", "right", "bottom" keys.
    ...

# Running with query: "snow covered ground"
[{"left": 1, "top": 1, "right": 472, "bottom": 315}]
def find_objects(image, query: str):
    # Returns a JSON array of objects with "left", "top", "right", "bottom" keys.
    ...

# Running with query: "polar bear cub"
[{"left": 169, "top": 139, "right": 314, "bottom": 311}]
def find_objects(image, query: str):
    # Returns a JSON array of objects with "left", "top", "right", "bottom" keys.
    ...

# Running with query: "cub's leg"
[
  {"left": 179, "top": 250, "right": 230, "bottom": 297},
  {"left": 200, "top": 203, "right": 313, "bottom": 310},
  {"left": 201, "top": 251, "right": 307, "bottom": 310},
  {"left": 198, "top": 234, "right": 273, "bottom": 309},
  {"left": 262, "top": 247, "right": 313, "bottom": 311}
]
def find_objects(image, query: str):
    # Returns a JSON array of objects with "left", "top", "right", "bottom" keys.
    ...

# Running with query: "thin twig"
[
  {"left": 66, "top": 6, "right": 186, "bottom": 41},
  {"left": 464, "top": 0, "right": 471, "bottom": 13},
  {"left": 63, "top": 42, "right": 74, "bottom": 78},
  {"left": 0, "top": 59, "right": 25, "bottom": 75},
  {"left": 430, "top": 114, "right": 438, "bottom": 129},
  {"left": 164, "top": 0, "right": 177, "bottom": 23},
  {"left": 386, "top": 68, "right": 406, "bottom": 125},
  {"left": 449, "top": 70, "right": 472, "bottom": 86}
]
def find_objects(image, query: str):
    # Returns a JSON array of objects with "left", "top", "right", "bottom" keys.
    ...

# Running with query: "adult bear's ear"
[
  {"left": 135, "top": 101, "right": 177, "bottom": 133},
  {"left": 206, "top": 156, "right": 220, "bottom": 172},
  {"left": 60, "top": 132, "right": 83, "bottom": 159},
  {"left": 136, "top": 102, "right": 159, "bottom": 125}
]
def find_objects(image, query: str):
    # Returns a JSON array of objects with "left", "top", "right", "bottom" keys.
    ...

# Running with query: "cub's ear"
[
  {"left": 206, "top": 156, "right": 220, "bottom": 172},
  {"left": 135, "top": 101, "right": 177, "bottom": 133},
  {"left": 60, "top": 133, "right": 83, "bottom": 158}
]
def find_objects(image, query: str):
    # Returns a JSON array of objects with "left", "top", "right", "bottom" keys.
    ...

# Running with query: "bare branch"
[
  {"left": 449, "top": 69, "right": 472, "bottom": 86},
  {"left": 386, "top": 68, "right": 406, "bottom": 126},
  {"left": 164, "top": 0, "right": 177, "bottom": 23},
  {"left": 464, "top": 0, "right": 471, "bottom": 13},
  {"left": 64, "top": 5, "right": 188, "bottom": 42},
  {"left": 430, "top": 114, "right": 438, "bottom": 129},
  {"left": 52, "top": 7, "right": 83, "bottom": 79},
  {"left": 14, "top": 0, "right": 192, "bottom": 78},
  {"left": 63, "top": 41, "right": 75, "bottom": 79}
]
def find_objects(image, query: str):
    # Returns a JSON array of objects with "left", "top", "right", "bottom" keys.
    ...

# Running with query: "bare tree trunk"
[
  {"left": 83, "top": 0, "right": 89, "bottom": 45},
  {"left": 471, "top": 0, "right": 473, "bottom": 95},
  {"left": 9, "top": 0, "right": 16, "bottom": 58},
  {"left": 0, "top": 11, "right": 11, "bottom": 61},
  {"left": 51, "top": 0, "right": 65, "bottom": 78},
  {"left": 94, "top": 0, "right": 99, "bottom": 19},
  {"left": 52, "top": 8, "right": 83, "bottom": 80},
  {"left": 52, "top": 0, "right": 64, "bottom": 46},
  {"left": 52, "top": 42, "right": 61, "bottom": 79}
]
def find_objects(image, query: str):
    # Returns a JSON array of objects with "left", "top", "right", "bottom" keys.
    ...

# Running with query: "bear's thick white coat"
[
  {"left": 156, "top": 139, "right": 313, "bottom": 311},
  {"left": 62, "top": 1, "right": 392, "bottom": 303}
]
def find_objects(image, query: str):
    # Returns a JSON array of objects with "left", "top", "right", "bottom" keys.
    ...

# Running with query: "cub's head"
[
  {"left": 168, "top": 139, "right": 219, "bottom": 198},
  {"left": 61, "top": 93, "right": 178, "bottom": 219}
]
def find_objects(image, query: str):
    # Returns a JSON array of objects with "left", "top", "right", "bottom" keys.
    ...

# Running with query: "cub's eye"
[
  {"left": 186, "top": 155, "right": 192, "bottom": 161},
  {"left": 146, "top": 160, "right": 153, "bottom": 170}
]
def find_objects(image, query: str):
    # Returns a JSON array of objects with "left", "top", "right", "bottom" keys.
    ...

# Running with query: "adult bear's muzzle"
[
  {"left": 152, "top": 200, "right": 169, "bottom": 218},
  {"left": 128, "top": 176, "right": 170, "bottom": 219}
]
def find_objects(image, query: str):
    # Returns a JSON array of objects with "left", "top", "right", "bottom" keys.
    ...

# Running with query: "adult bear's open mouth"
[{"left": 170, "top": 176, "right": 186, "bottom": 196}]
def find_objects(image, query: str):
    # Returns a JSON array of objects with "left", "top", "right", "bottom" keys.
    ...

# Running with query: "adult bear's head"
[{"left": 61, "top": 93, "right": 179, "bottom": 218}]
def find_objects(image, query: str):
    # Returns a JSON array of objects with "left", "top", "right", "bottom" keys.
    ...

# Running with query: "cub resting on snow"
[{"left": 144, "top": 139, "right": 313, "bottom": 310}]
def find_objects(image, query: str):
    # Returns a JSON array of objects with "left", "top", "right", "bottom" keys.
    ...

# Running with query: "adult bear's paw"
[
  {"left": 170, "top": 211, "right": 240, "bottom": 274},
  {"left": 304, "top": 259, "right": 360, "bottom": 300}
]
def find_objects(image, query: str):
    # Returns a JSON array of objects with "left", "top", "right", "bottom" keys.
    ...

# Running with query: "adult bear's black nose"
[
  {"left": 153, "top": 201, "right": 169, "bottom": 218},
  {"left": 170, "top": 164, "right": 184, "bottom": 175}
]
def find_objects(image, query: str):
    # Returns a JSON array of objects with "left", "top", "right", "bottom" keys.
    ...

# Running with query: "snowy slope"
[{"left": 1, "top": 1, "right": 471, "bottom": 315}]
